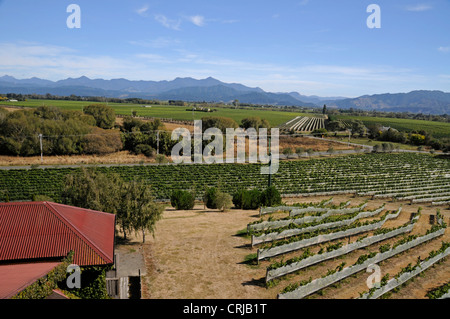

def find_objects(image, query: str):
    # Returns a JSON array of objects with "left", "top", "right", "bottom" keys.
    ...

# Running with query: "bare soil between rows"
[{"left": 118, "top": 195, "right": 449, "bottom": 299}]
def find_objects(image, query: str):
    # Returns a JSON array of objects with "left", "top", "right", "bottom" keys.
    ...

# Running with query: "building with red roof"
[{"left": 0, "top": 201, "right": 116, "bottom": 299}]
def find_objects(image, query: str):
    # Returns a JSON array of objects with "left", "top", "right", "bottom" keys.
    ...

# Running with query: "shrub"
[
  {"left": 214, "top": 191, "right": 233, "bottom": 212},
  {"left": 260, "top": 186, "right": 282, "bottom": 207},
  {"left": 240, "top": 117, "right": 270, "bottom": 131},
  {"left": 312, "top": 128, "right": 328, "bottom": 136},
  {"left": 201, "top": 116, "right": 238, "bottom": 133},
  {"left": 232, "top": 189, "right": 246, "bottom": 209},
  {"left": 155, "top": 154, "right": 168, "bottom": 164},
  {"left": 204, "top": 187, "right": 218, "bottom": 209},
  {"left": 82, "top": 127, "right": 123, "bottom": 155},
  {"left": 83, "top": 104, "right": 116, "bottom": 129},
  {"left": 170, "top": 190, "right": 195, "bottom": 210},
  {"left": 134, "top": 144, "right": 155, "bottom": 157},
  {"left": 233, "top": 188, "right": 267, "bottom": 210},
  {"left": 242, "top": 189, "right": 262, "bottom": 210}
]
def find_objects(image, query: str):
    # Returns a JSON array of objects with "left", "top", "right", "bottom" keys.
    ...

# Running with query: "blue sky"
[{"left": 0, "top": 0, "right": 449, "bottom": 97}]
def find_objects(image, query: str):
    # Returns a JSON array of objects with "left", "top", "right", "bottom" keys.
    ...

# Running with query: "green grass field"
[
  {"left": 2, "top": 99, "right": 449, "bottom": 138},
  {"left": 328, "top": 136, "right": 420, "bottom": 150},
  {"left": 336, "top": 115, "right": 450, "bottom": 139},
  {"left": 1, "top": 99, "right": 311, "bottom": 127}
]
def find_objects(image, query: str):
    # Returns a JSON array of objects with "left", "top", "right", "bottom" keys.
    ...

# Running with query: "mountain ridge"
[{"left": 0, "top": 75, "right": 449, "bottom": 114}]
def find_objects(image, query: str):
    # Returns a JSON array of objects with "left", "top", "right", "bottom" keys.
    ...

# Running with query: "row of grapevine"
[
  {"left": 0, "top": 153, "right": 448, "bottom": 202},
  {"left": 250, "top": 200, "right": 352, "bottom": 232},
  {"left": 259, "top": 197, "right": 335, "bottom": 216},
  {"left": 251, "top": 203, "right": 381, "bottom": 246},
  {"left": 278, "top": 223, "right": 446, "bottom": 299},
  {"left": 265, "top": 213, "right": 419, "bottom": 283},
  {"left": 279, "top": 116, "right": 326, "bottom": 132},
  {"left": 243, "top": 196, "right": 448, "bottom": 299},
  {"left": 358, "top": 241, "right": 450, "bottom": 299},
  {"left": 256, "top": 206, "right": 403, "bottom": 260}
]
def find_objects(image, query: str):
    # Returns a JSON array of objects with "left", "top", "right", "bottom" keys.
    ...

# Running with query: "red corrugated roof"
[
  {"left": 0, "top": 202, "right": 115, "bottom": 266},
  {"left": 0, "top": 261, "right": 63, "bottom": 299}
]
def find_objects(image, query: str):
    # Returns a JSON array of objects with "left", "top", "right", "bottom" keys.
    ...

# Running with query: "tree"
[
  {"left": 372, "top": 144, "right": 382, "bottom": 153},
  {"left": 121, "top": 117, "right": 173, "bottom": 156},
  {"left": 83, "top": 104, "right": 116, "bottom": 129},
  {"left": 379, "top": 128, "right": 406, "bottom": 144},
  {"left": 214, "top": 191, "right": 233, "bottom": 212},
  {"left": 232, "top": 189, "right": 245, "bottom": 209},
  {"left": 240, "top": 117, "right": 270, "bottom": 131},
  {"left": 62, "top": 167, "right": 123, "bottom": 215},
  {"left": 348, "top": 120, "right": 366, "bottom": 137},
  {"left": 322, "top": 104, "right": 327, "bottom": 115},
  {"left": 203, "top": 187, "right": 218, "bottom": 209},
  {"left": 82, "top": 127, "right": 123, "bottom": 155},
  {"left": 312, "top": 128, "right": 328, "bottom": 136},
  {"left": 62, "top": 168, "right": 163, "bottom": 242},
  {"left": 0, "top": 106, "right": 95, "bottom": 156},
  {"left": 170, "top": 189, "right": 195, "bottom": 210},
  {"left": 366, "top": 123, "right": 382, "bottom": 139},
  {"left": 326, "top": 120, "right": 345, "bottom": 132},
  {"left": 260, "top": 186, "right": 281, "bottom": 207},
  {"left": 233, "top": 189, "right": 263, "bottom": 210},
  {"left": 242, "top": 189, "right": 262, "bottom": 210},
  {"left": 121, "top": 180, "right": 164, "bottom": 243},
  {"left": 201, "top": 116, "right": 238, "bottom": 133}
]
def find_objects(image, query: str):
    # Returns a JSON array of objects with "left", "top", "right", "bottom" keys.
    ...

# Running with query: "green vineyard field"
[{"left": 0, "top": 153, "right": 449, "bottom": 203}]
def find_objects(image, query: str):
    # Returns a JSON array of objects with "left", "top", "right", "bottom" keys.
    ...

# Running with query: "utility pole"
[
  {"left": 348, "top": 129, "right": 352, "bottom": 147},
  {"left": 268, "top": 135, "right": 272, "bottom": 188},
  {"left": 38, "top": 134, "right": 43, "bottom": 164},
  {"left": 156, "top": 130, "right": 160, "bottom": 155}
]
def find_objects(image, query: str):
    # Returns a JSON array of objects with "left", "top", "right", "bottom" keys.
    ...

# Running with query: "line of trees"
[
  {"left": 367, "top": 125, "right": 450, "bottom": 152},
  {"left": 0, "top": 103, "right": 276, "bottom": 159},
  {"left": 0, "top": 105, "right": 122, "bottom": 156},
  {"left": 170, "top": 186, "right": 282, "bottom": 212},
  {"left": 62, "top": 167, "right": 163, "bottom": 243}
]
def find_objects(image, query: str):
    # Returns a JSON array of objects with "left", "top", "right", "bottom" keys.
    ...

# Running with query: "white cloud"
[
  {"left": 188, "top": 15, "right": 205, "bottom": 27},
  {"left": 0, "top": 42, "right": 140, "bottom": 80},
  {"left": 136, "top": 5, "right": 149, "bottom": 16},
  {"left": 154, "top": 14, "right": 181, "bottom": 30},
  {"left": 129, "top": 37, "right": 181, "bottom": 49},
  {"left": 220, "top": 19, "right": 239, "bottom": 24},
  {"left": 438, "top": 46, "right": 450, "bottom": 53},
  {"left": 135, "top": 53, "right": 172, "bottom": 64},
  {"left": 0, "top": 41, "right": 446, "bottom": 97},
  {"left": 405, "top": 4, "right": 433, "bottom": 12}
]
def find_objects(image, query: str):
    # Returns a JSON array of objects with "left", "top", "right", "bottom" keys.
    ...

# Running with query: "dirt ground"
[{"left": 119, "top": 195, "right": 449, "bottom": 299}]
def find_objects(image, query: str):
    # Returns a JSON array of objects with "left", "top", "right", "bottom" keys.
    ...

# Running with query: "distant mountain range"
[
  {"left": 0, "top": 75, "right": 449, "bottom": 114},
  {"left": 325, "top": 91, "right": 450, "bottom": 115}
]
